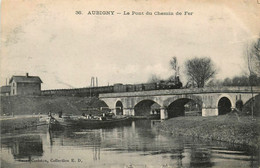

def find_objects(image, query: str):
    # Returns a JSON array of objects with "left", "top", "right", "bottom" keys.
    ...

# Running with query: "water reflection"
[
  {"left": 1, "top": 120, "right": 259, "bottom": 168},
  {"left": 1, "top": 135, "right": 43, "bottom": 161},
  {"left": 189, "top": 145, "right": 213, "bottom": 167}
]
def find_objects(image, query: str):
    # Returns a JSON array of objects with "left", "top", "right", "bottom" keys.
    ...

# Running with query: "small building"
[
  {"left": 0, "top": 85, "right": 11, "bottom": 96},
  {"left": 9, "top": 73, "right": 43, "bottom": 95}
]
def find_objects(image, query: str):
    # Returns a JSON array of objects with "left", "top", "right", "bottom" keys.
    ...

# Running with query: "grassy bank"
[
  {"left": 155, "top": 113, "right": 260, "bottom": 148},
  {"left": 0, "top": 116, "right": 45, "bottom": 133},
  {"left": 0, "top": 96, "right": 107, "bottom": 116}
]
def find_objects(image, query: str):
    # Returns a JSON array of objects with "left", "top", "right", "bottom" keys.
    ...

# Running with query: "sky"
[{"left": 1, "top": 0, "right": 260, "bottom": 90}]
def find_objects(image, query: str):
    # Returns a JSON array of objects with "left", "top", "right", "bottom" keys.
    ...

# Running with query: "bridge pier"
[
  {"left": 160, "top": 108, "right": 168, "bottom": 120},
  {"left": 202, "top": 108, "right": 218, "bottom": 116},
  {"left": 123, "top": 108, "right": 135, "bottom": 116},
  {"left": 202, "top": 104, "right": 236, "bottom": 116}
]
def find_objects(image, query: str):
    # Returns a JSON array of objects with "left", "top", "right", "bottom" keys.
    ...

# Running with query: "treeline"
[{"left": 207, "top": 75, "right": 260, "bottom": 87}]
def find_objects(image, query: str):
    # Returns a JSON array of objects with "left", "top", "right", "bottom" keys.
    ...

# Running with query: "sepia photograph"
[{"left": 0, "top": 0, "right": 260, "bottom": 167}]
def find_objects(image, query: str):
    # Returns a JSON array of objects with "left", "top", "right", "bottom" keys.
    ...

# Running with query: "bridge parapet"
[{"left": 99, "top": 86, "right": 260, "bottom": 98}]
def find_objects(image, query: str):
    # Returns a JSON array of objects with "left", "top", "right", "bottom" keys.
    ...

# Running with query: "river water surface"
[{"left": 1, "top": 120, "right": 259, "bottom": 168}]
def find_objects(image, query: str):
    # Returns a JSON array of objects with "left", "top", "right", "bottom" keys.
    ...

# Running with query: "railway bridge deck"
[{"left": 99, "top": 86, "right": 260, "bottom": 119}]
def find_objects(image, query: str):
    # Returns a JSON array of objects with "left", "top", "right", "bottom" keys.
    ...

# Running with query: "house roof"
[
  {"left": 9, "top": 75, "right": 43, "bottom": 84},
  {"left": 0, "top": 85, "right": 11, "bottom": 93}
]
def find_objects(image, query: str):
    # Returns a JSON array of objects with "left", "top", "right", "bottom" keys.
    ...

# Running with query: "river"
[{"left": 0, "top": 120, "right": 259, "bottom": 168}]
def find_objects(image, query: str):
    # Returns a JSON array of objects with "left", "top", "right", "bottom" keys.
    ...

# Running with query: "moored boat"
[
  {"left": 47, "top": 117, "right": 63, "bottom": 130},
  {"left": 48, "top": 115, "right": 132, "bottom": 130}
]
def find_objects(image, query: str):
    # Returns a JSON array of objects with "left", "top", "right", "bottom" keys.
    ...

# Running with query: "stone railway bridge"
[{"left": 99, "top": 87, "right": 260, "bottom": 119}]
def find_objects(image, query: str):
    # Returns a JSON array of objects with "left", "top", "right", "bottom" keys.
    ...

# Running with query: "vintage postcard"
[{"left": 1, "top": 0, "right": 260, "bottom": 168}]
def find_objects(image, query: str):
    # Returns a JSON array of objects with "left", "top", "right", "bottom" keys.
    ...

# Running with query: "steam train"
[
  {"left": 41, "top": 77, "right": 183, "bottom": 96},
  {"left": 113, "top": 77, "right": 182, "bottom": 93}
]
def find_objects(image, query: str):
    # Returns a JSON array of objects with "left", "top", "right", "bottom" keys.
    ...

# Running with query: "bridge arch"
[
  {"left": 165, "top": 96, "right": 202, "bottom": 118},
  {"left": 115, "top": 99, "right": 124, "bottom": 115},
  {"left": 163, "top": 95, "right": 202, "bottom": 107},
  {"left": 216, "top": 94, "right": 234, "bottom": 115},
  {"left": 216, "top": 94, "right": 235, "bottom": 109},
  {"left": 134, "top": 99, "right": 162, "bottom": 117}
]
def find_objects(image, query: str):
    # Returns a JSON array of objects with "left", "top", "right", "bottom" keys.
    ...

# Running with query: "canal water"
[{"left": 1, "top": 120, "right": 259, "bottom": 168}]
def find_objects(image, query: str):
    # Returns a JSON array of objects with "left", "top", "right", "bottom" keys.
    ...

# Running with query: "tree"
[
  {"left": 246, "top": 37, "right": 260, "bottom": 117},
  {"left": 185, "top": 57, "right": 216, "bottom": 88},
  {"left": 169, "top": 56, "right": 180, "bottom": 81},
  {"left": 170, "top": 56, "right": 178, "bottom": 72},
  {"left": 222, "top": 76, "right": 252, "bottom": 86},
  {"left": 247, "top": 38, "right": 260, "bottom": 77},
  {"left": 206, "top": 79, "right": 223, "bottom": 87}
]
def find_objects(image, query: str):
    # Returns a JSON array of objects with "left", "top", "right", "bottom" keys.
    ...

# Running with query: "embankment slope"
[
  {"left": 156, "top": 114, "right": 260, "bottom": 148},
  {"left": 0, "top": 96, "right": 107, "bottom": 116}
]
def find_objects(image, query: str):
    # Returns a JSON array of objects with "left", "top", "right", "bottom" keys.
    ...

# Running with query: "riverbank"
[
  {"left": 0, "top": 96, "right": 107, "bottom": 116},
  {"left": 0, "top": 116, "right": 46, "bottom": 133},
  {"left": 155, "top": 113, "right": 260, "bottom": 148}
]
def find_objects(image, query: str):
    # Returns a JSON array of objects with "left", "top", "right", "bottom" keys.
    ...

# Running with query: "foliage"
[
  {"left": 246, "top": 37, "right": 260, "bottom": 118},
  {"left": 170, "top": 56, "right": 178, "bottom": 71},
  {"left": 169, "top": 56, "right": 180, "bottom": 81},
  {"left": 206, "top": 79, "right": 223, "bottom": 87},
  {"left": 223, "top": 76, "right": 250, "bottom": 86},
  {"left": 206, "top": 75, "right": 260, "bottom": 87},
  {"left": 185, "top": 57, "right": 216, "bottom": 88},
  {"left": 247, "top": 38, "right": 260, "bottom": 77}
]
